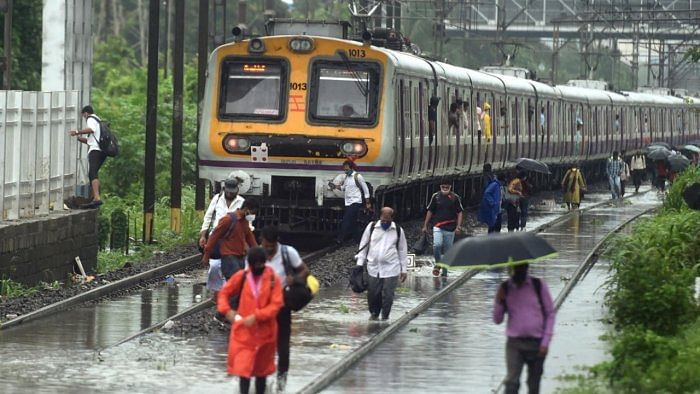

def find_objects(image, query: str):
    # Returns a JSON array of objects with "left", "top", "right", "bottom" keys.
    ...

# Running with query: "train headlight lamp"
[
  {"left": 223, "top": 134, "right": 251, "bottom": 153},
  {"left": 289, "top": 37, "right": 315, "bottom": 53},
  {"left": 248, "top": 38, "right": 266, "bottom": 54},
  {"left": 340, "top": 140, "right": 368, "bottom": 157}
]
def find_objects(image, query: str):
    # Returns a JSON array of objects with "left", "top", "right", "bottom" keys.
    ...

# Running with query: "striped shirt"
[{"left": 606, "top": 158, "right": 623, "bottom": 177}]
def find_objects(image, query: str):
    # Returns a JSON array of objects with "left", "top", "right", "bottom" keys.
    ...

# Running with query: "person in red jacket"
[{"left": 218, "top": 247, "right": 284, "bottom": 394}]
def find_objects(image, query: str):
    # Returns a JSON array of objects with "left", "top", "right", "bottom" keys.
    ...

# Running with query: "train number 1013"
[
  {"left": 290, "top": 82, "right": 307, "bottom": 91},
  {"left": 348, "top": 49, "right": 366, "bottom": 58}
]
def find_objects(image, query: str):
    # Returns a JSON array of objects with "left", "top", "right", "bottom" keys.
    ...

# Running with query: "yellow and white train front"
[{"left": 198, "top": 36, "right": 394, "bottom": 211}]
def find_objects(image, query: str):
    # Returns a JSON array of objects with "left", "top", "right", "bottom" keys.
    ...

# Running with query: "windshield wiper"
[{"left": 336, "top": 50, "right": 369, "bottom": 98}]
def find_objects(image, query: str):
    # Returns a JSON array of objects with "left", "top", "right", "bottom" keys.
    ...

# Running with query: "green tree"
[{"left": 1, "top": 0, "right": 42, "bottom": 90}]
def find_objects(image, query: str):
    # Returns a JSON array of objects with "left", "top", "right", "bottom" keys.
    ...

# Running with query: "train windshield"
[
  {"left": 219, "top": 60, "right": 287, "bottom": 120},
  {"left": 309, "top": 61, "right": 380, "bottom": 125}
]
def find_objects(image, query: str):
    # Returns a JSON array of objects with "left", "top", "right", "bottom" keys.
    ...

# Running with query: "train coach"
[{"left": 197, "top": 30, "right": 700, "bottom": 233}]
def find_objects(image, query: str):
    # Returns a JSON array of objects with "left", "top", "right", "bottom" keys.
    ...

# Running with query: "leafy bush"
[{"left": 663, "top": 165, "right": 700, "bottom": 212}]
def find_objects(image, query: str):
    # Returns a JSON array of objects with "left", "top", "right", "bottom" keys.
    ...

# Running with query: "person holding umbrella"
[{"left": 494, "top": 263, "right": 556, "bottom": 394}]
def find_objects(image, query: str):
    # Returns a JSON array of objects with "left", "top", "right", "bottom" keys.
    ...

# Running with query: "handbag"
[
  {"left": 281, "top": 245, "right": 316, "bottom": 311},
  {"left": 349, "top": 264, "right": 368, "bottom": 293},
  {"left": 504, "top": 189, "right": 520, "bottom": 205},
  {"left": 411, "top": 233, "right": 429, "bottom": 255}
]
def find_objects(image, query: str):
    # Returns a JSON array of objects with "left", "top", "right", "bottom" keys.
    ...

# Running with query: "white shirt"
[
  {"left": 630, "top": 155, "right": 646, "bottom": 170},
  {"left": 340, "top": 170, "right": 370, "bottom": 206},
  {"left": 86, "top": 115, "right": 102, "bottom": 153},
  {"left": 266, "top": 244, "right": 303, "bottom": 280},
  {"left": 200, "top": 193, "right": 245, "bottom": 233},
  {"left": 355, "top": 221, "right": 408, "bottom": 278}
]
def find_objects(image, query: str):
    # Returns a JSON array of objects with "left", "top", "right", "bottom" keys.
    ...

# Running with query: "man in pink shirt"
[{"left": 493, "top": 264, "right": 555, "bottom": 394}]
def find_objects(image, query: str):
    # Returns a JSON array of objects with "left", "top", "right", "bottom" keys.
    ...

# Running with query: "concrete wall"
[{"left": 0, "top": 209, "right": 98, "bottom": 285}]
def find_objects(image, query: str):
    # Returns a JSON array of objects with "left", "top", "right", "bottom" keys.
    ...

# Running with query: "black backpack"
[
  {"left": 280, "top": 245, "right": 314, "bottom": 311},
  {"left": 89, "top": 115, "right": 120, "bottom": 157}
]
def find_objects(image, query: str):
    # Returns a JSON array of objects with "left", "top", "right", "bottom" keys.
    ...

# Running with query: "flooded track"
[
  {"left": 0, "top": 189, "right": 657, "bottom": 393},
  {"left": 324, "top": 191, "right": 660, "bottom": 394}
]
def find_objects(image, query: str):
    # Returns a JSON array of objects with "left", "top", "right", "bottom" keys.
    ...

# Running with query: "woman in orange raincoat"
[{"left": 218, "top": 247, "right": 283, "bottom": 394}]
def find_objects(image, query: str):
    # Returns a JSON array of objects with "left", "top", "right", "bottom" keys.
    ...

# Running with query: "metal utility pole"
[
  {"left": 551, "top": 23, "right": 560, "bottom": 84},
  {"left": 144, "top": 0, "right": 160, "bottom": 243},
  {"left": 194, "top": 0, "right": 207, "bottom": 215},
  {"left": 632, "top": 21, "right": 639, "bottom": 90},
  {"left": 170, "top": 0, "right": 184, "bottom": 234},
  {"left": 2, "top": 0, "right": 12, "bottom": 89}
]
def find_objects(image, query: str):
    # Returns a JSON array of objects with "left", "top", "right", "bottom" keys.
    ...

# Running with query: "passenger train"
[{"left": 197, "top": 30, "right": 700, "bottom": 232}]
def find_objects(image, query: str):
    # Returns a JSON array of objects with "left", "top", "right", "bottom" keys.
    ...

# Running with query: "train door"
[
  {"left": 543, "top": 100, "right": 552, "bottom": 160},
  {"left": 494, "top": 95, "right": 506, "bottom": 167},
  {"left": 410, "top": 81, "right": 420, "bottom": 176},
  {"left": 507, "top": 96, "right": 516, "bottom": 162},
  {"left": 418, "top": 81, "right": 427, "bottom": 175},
  {"left": 401, "top": 79, "right": 414, "bottom": 177},
  {"left": 394, "top": 79, "right": 406, "bottom": 179},
  {"left": 482, "top": 92, "right": 495, "bottom": 167}
]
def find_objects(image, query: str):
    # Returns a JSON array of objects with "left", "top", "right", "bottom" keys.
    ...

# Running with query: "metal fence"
[{"left": 0, "top": 90, "right": 87, "bottom": 220}]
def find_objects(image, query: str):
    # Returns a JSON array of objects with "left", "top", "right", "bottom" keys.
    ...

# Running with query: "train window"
[
  {"left": 218, "top": 59, "right": 288, "bottom": 120},
  {"left": 308, "top": 60, "right": 381, "bottom": 125}
]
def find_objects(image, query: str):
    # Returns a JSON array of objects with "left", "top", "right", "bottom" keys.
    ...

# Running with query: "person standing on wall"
[
  {"left": 421, "top": 178, "right": 464, "bottom": 264},
  {"left": 333, "top": 159, "right": 372, "bottom": 245},
  {"left": 69, "top": 105, "right": 106, "bottom": 208}
]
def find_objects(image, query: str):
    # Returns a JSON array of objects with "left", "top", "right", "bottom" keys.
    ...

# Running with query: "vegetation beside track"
[{"left": 561, "top": 166, "right": 700, "bottom": 393}]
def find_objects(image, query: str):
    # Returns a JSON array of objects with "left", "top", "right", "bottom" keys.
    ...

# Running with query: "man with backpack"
[
  {"left": 260, "top": 226, "right": 310, "bottom": 392},
  {"left": 355, "top": 207, "right": 408, "bottom": 321},
  {"left": 493, "top": 263, "right": 556, "bottom": 394},
  {"left": 333, "top": 159, "right": 372, "bottom": 245},
  {"left": 421, "top": 178, "right": 465, "bottom": 264},
  {"left": 69, "top": 105, "right": 108, "bottom": 208}
]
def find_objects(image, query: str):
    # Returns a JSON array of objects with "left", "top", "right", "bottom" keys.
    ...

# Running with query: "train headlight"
[
  {"left": 248, "top": 38, "right": 266, "bottom": 54},
  {"left": 289, "top": 37, "right": 315, "bottom": 53},
  {"left": 223, "top": 134, "right": 251, "bottom": 153},
  {"left": 340, "top": 140, "right": 367, "bottom": 157}
]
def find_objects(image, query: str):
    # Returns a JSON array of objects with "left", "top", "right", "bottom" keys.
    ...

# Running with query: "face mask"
[
  {"left": 380, "top": 222, "right": 391, "bottom": 231},
  {"left": 225, "top": 192, "right": 237, "bottom": 200},
  {"left": 245, "top": 214, "right": 256, "bottom": 222},
  {"left": 251, "top": 265, "right": 265, "bottom": 276},
  {"left": 345, "top": 170, "right": 353, "bottom": 176}
]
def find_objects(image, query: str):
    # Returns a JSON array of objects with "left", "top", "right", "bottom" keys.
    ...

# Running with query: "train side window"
[
  {"left": 218, "top": 58, "right": 288, "bottom": 120},
  {"left": 308, "top": 60, "right": 381, "bottom": 126}
]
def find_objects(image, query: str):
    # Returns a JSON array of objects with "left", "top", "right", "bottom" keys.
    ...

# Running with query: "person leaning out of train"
[
  {"left": 202, "top": 198, "right": 259, "bottom": 282},
  {"left": 422, "top": 178, "right": 464, "bottom": 264},
  {"left": 630, "top": 153, "right": 646, "bottom": 193},
  {"left": 199, "top": 178, "right": 245, "bottom": 293},
  {"left": 333, "top": 159, "right": 372, "bottom": 245},
  {"left": 218, "top": 247, "right": 283, "bottom": 394},
  {"left": 482, "top": 102, "right": 492, "bottom": 142}
]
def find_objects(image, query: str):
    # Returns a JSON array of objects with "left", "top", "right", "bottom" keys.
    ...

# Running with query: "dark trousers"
[
  {"left": 620, "top": 180, "right": 626, "bottom": 196},
  {"left": 632, "top": 170, "right": 644, "bottom": 192},
  {"left": 505, "top": 203, "right": 520, "bottom": 232},
  {"left": 488, "top": 213, "right": 502, "bottom": 233},
  {"left": 367, "top": 275, "right": 399, "bottom": 319},
  {"left": 337, "top": 202, "right": 362, "bottom": 243},
  {"left": 221, "top": 255, "right": 246, "bottom": 280},
  {"left": 519, "top": 198, "right": 529, "bottom": 230},
  {"left": 276, "top": 306, "right": 292, "bottom": 375},
  {"left": 504, "top": 337, "right": 545, "bottom": 394},
  {"left": 239, "top": 377, "right": 266, "bottom": 394}
]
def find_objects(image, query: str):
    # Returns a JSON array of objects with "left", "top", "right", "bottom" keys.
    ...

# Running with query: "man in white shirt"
[
  {"left": 333, "top": 159, "right": 372, "bottom": 244},
  {"left": 69, "top": 105, "right": 106, "bottom": 207},
  {"left": 260, "top": 226, "right": 310, "bottom": 392},
  {"left": 199, "top": 178, "right": 245, "bottom": 291},
  {"left": 356, "top": 207, "right": 408, "bottom": 321}
]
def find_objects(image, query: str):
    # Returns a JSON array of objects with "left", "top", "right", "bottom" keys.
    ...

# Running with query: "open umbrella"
[
  {"left": 648, "top": 141, "right": 672, "bottom": 150},
  {"left": 647, "top": 147, "right": 671, "bottom": 161},
  {"left": 668, "top": 154, "right": 690, "bottom": 171},
  {"left": 440, "top": 232, "right": 557, "bottom": 269},
  {"left": 682, "top": 144, "right": 700, "bottom": 154},
  {"left": 514, "top": 158, "right": 551, "bottom": 174},
  {"left": 689, "top": 140, "right": 700, "bottom": 147}
]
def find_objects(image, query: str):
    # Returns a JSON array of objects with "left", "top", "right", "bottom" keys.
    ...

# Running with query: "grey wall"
[{"left": 0, "top": 209, "right": 98, "bottom": 285}]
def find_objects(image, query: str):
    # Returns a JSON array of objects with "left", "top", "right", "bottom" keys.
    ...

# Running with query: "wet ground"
[
  {"left": 326, "top": 191, "right": 660, "bottom": 394},
  {"left": 0, "top": 188, "right": 652, "bottom": 393}
]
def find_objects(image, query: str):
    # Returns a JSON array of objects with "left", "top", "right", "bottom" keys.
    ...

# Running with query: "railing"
[{"left": 0, "top": 90, "right": 86, "bottom": 220}]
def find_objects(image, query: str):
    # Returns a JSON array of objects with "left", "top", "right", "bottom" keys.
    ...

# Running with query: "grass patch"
[{"left": 0, "top": 278, "right": 56, "bottom": 301}]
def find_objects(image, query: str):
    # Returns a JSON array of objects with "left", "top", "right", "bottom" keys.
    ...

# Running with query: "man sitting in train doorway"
[
  {"left": 334, "top": 159, "right": 372, "bottom": 245},
  {"left": 421, "top": 177, "right": 465, "bottom": 269}
]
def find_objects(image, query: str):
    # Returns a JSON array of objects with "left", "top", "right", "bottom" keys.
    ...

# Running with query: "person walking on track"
[
  {"left": 333, "top": 159, "right": 372, "bottom": 245},
  {"left": 356, "top": 207, "right": 408, "bottom": 321},
  {"left": 260, "top": 226, "right": 310, "bottom": 392},
  {"left": 607, "top": 151, "right": 624, "bottom": 200},
  {"left": 494, "top": 264, "right": 556, "bottom": 394},
  {"left": 218, "top": 247, "right": 283, "bottom": 394},
  {"left": 562, "top": 165, "right": 586, "bottom": 210},
  {"left": 422, "top": 178, "right": 464, "bottom": 264}
]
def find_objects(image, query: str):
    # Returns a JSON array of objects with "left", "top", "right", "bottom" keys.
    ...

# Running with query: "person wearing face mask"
[
  {"left": 218, "top": 247, "right": 283, "bottom": 394},
  {"left": 493, "top": 264, "right": 555, "bottom": 394},
  {"left": 199, "top": 178, "right": 246, "bottom": 292},
  {"left": 333, "top": 159, "right": 372, "bottom": 245},
  {"left": 202, "top": 199, "right": 259, "bottom": 283},
  {"left": 421, "top": 178, "right": 464, "bottom": 264},
  {"left": 355, "top": 207, "right": 408, "bottom": 321},
  {"left": 259, "top": 226, "right": 310, "bottom": 392}
]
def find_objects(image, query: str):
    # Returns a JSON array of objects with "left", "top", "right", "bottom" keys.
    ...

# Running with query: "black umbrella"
[
  {"left": 683, "top": 183, "right": 700, "bottom": 210},
  {"left": 668, "top": 154, "right": 690, "bottom": 171},
  {"left": 649, "top": 141, "right": 672, "bottom": 150},
  {"left": 647, "top": 147, "right": 671, "bottom": 161},
  {"left": 514, "top": 158, "right": 551, "bottom": 174},
  {"left": 440, "top": 232, "right": 558, "bottom": 269}
]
